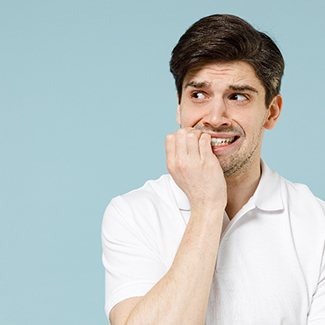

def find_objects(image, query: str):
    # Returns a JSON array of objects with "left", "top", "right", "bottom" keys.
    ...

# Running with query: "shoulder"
[
  {"left": 279, "top": 175, "right": 325, "bottom": 231},
  {"left": 280, "top": 176, "right": 325, "bottom": 211},
  {"left": 102, "top": 174, "right": 180, "bottom": 232},
  {"left": 109, "top": 174, "right": 176, "bottom": 213}
]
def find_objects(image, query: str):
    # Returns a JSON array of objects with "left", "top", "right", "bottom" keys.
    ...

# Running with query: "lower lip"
[{"left": 211, "top": 137, "right": 241, "bottom": 155}]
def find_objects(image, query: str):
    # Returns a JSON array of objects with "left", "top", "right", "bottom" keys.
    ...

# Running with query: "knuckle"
[
  {"left": 177, "top": 128, "right": 186, "bottom": 135},
  {"left": 166, "top": 133, "right": 174, "bottom": 144},
  {"left": 201, "top": 133, "right": 210, "bottom": 140},
  {"left": 176, "top": 159, "right": 188, "bottom": 171},
  {"left": 193, "top": 129, "right": 202, "bottom": 136},
  {"left": 186, "top": 132, "right": 195, "bottom": 139}
]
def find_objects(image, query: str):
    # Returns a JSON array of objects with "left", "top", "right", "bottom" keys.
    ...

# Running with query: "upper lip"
[{"left": 206, "top": 132, "right": 240, "bottom": 138}]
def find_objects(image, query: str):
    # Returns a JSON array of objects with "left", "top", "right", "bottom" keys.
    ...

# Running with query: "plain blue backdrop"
[{"left": 0, "top": 0, "right": 324, "bottom": 324}]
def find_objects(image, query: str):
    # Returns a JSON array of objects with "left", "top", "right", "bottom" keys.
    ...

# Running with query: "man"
[{"left": 102, "top": 14, "right": 325, "bottom": 324}]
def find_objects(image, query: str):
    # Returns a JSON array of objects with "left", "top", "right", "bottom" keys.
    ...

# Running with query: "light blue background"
[{"left": 0, "top": 0, "right": 324, "bottom": 324}]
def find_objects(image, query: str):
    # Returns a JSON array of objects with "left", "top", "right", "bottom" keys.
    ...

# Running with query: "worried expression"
[{"left": 176, "top": 61, "right": 282, "bottom": 177}]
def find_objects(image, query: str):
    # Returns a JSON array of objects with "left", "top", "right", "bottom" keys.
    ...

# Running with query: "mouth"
[
  {"left": 209, "top": 134, "right": 241, "bottom": 155},
  {"left": 210, "top": 136, "right": 238, "bottom": 146},
  {"left": 210, "top": 135, "right": 240, "bottom": 147}
]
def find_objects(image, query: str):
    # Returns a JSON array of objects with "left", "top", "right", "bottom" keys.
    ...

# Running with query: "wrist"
[{"left": 190, "top": 204, "right": 225, "bottom": 221}]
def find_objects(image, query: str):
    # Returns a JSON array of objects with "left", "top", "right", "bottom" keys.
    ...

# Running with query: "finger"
[
  {"left": 186, "top": 130, "right": 201, "bottom": 158},
  {"left": 165, "top": 133, "right": 176, "bottom": 170},
  {"left": 175, "top": 128, "right": 188, "bottom": 158},
  {"left": 199, "top": 133, "right": 213, "bottom": 159}
]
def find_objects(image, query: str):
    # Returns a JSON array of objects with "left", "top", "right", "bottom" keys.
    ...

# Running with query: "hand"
[{"left": 165, "top": 128, "right": 227, "bottom": 212}]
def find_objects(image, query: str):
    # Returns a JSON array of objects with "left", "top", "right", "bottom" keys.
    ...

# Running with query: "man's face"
[{"left": 176, "top": 61, "right": 281, "bottom": 177}]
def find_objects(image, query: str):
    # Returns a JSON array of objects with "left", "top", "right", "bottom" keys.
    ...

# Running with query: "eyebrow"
[
  {"left": 184, "top": 81, "right": 259, "bottom": 94},
  {"left": 184, "top": 81, "right": 211, "bottom": 89},
  {"left": 229, "top": 85, "right": 259, "bottom": 93}
]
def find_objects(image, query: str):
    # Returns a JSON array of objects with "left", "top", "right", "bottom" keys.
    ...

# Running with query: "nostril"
[{"left": 202, "top": 118, "right": 232, "bottom": 129}]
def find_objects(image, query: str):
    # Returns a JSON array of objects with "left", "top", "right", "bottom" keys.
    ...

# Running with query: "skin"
[
  {"left": 172, "top": 61, "right": 282, "bottom": 218},
  {"left": 109, "top": 61, "right": 282, "bottom": 325}
]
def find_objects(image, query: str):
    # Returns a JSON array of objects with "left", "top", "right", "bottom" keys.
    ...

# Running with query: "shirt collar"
[
  {"left": 168, "top": 160, "right": 284, "bottom": 212},
  {"left": 253, "top": 160, "right": 284, "bottom": 211}
]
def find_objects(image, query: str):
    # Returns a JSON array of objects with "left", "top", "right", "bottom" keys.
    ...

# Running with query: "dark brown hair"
[{"left": 169, "top": 14, "right": 285, "bottom": 106}]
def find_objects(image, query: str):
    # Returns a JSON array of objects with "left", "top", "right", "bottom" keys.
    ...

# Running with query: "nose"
[{"left": 201, "top": 98, "right": 232, "bottom": 129}]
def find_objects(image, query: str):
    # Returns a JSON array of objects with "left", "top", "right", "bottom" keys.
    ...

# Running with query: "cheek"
[
  {"left": 236, "top": 110, "right": 266, "bottom": 133},
  {"left": 179, "top": 106, "right": 203, "bottom": 126},
  {"left": 243, "top": 120, "right": 266, "bottom": 143}
]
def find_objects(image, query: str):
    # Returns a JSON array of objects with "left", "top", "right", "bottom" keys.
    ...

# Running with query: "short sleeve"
[
  {"left": 101, "top": 196, "right": 166, "bottom": 318},
  {"left": 307, "top": 243, "right": 325, "bottom": 324}
]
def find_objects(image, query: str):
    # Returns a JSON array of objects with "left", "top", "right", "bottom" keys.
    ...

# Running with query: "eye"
[
  {"left": 229, "top": 93, "right": 248, "bottom": 101},
  {"left": 191, "top": 91, "right": 207, "bottom": 100}
]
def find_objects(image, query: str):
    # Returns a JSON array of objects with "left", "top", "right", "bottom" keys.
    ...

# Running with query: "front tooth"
[{"left": 211, "top": 137, "right": 234, "bottom": 145}]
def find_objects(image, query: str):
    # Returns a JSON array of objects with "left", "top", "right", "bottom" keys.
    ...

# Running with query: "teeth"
[{"left": 211, "top": 137, "right": 235, "bottom": 146}]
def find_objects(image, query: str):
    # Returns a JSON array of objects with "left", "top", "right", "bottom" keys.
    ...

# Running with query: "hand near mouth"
[{"left": 165, "top": 127, "right": 227, "bottom": 214}]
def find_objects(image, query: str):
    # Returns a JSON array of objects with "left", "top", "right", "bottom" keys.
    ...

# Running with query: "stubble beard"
[
  {"left": 193, "top": 122, "right": 264, "bottom": 178},
  {"left": 217, "top": 129, "right": 264, "bottom": 178},
  {"left": 218, "top": 143, "right": 259, "bottom": 178}
]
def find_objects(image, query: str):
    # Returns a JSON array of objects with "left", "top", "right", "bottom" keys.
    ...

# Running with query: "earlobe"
[{"left": 264, "top": 95, "right": 283, "bottom": 130}]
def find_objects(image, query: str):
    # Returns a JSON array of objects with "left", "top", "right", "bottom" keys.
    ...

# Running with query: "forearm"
[{"left": 125, "top": 208, "right": 224, "bottom": 325}]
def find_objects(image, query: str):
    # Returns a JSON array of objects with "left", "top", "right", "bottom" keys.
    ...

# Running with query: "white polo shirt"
[{"left": 102, "top": 161, "right": 325, "bottom": 324}]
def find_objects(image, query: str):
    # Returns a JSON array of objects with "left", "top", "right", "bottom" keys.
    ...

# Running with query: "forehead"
[{"left": 183, "top": 61, "right": 264, "bottom": 91}]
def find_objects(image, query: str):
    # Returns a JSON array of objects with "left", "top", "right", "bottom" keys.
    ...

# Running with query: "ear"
[{"left": 263, "top": 95, "right": 282, "bottom": 130}]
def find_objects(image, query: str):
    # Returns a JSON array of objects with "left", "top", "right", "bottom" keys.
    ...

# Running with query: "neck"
[{"left": 225, "top": 159, "right": 262, "bottom": 220}]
